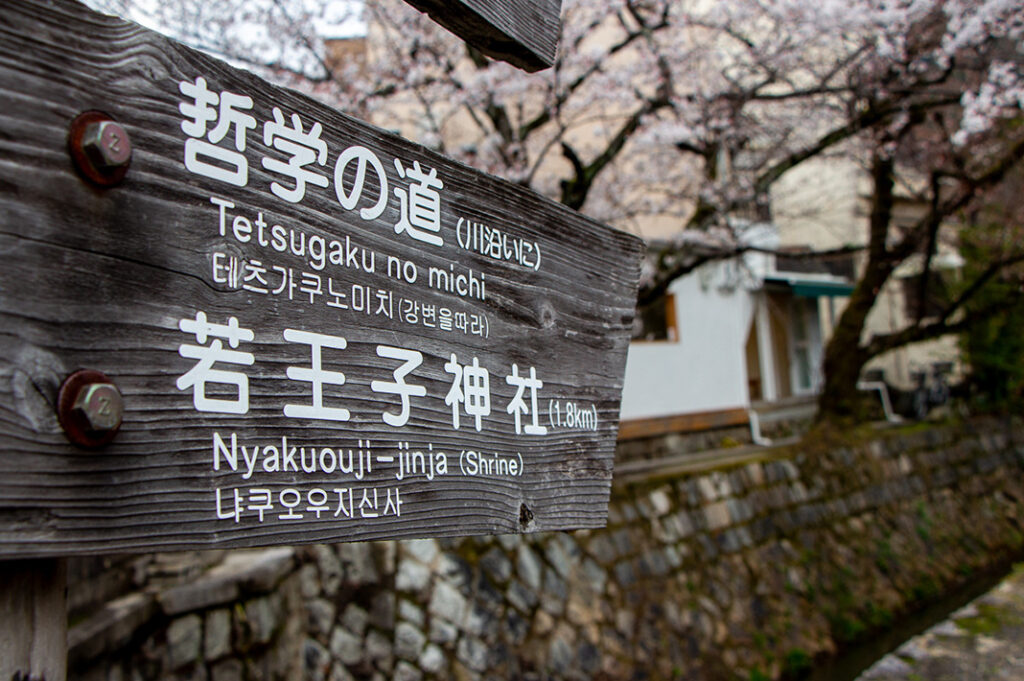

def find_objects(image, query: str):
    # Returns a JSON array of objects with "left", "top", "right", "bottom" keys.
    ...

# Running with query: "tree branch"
[
  {"left": 519, "top": 11, "right": 670, "bottom": 141},
  {"left": 866, "top": 287, "right": 1024, "bottom": 358},
  {"left": 913, "top": 172, "right": 943, "bottom": 323},
  {"left": 890, "top": 133, "right": 1024, "bottom": 262},
  {"left": 939, "top": 252, "right": 1024, "bottom": 325},
  {"left": 754, "top": 94, "right": 960, "bottom": 195},
  {"left": 637, "top": 243, "right": 865, "bottom": 306},
  {"left": 559, "top": 97, "right": 669, "bottom": 209},
  {"left": 269, "top": 0, "right": 336, "bottom": 83}
]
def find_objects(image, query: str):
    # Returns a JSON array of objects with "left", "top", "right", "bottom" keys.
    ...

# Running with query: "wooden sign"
[
  {"left": 402, "top": 0, "right": 562, "bottom": 72},
  {"left": 0, "top": 0, "right": 642, "bottom": 557}
]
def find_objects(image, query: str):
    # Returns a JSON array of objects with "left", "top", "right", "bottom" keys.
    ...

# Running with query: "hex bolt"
[
  {"left": 83, "top": 120, "right": 132, "bottom": 170},
  {"left": 58, "top": 370, "right": 125, "bottom": 448},
  {"left": 68, "top": 111, "right": 132, "bottom": 186},
  {"left": 72, "top": 382, "right": 124, "bottom": 432}
]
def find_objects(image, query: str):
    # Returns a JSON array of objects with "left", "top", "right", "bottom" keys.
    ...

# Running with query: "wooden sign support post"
[{"left": 0, "top": 559, "right": 68, "bottom": 681}]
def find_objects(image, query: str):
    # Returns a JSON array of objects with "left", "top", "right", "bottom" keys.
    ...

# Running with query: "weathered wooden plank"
[
  {"left": 618, "top": 408, "right": 751, "bottom": 441},
  {"left": 0, "top": 0, "right": 642, "bottom": 557},
  {"left": 0, "top": 559, "right": 68, "bottom": 681},
  {"left": 401, "top": 0, "right": 561, "bottom": 72}
]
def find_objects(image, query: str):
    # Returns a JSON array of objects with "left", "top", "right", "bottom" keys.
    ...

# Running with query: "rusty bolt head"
[
  {"left": 72, "top": 382, "right": 124, "bottom": 432},
  {"left": 83, "top": 120, "right": 132, "bottom": 169},
  {"left": 58, "top": 370, "right": 124, "bottom": 448},
  {"left": 69, "top": 111, "right": 132, "bottom": 186}
]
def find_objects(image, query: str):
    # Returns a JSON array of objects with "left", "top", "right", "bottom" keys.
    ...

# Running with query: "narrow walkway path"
[{"left": 857, "top": 565, "right": 1024, "bottom": 680}]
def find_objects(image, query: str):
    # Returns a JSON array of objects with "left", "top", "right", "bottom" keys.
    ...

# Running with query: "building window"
[
  {"left": 632, "top": 294, "right": 678, "bottom": 342},
  {"left": 791, "top": 300, "right": 813, "bottom": 392}
]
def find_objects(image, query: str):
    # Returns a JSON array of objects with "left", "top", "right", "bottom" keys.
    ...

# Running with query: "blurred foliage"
[{"left": 958, "top": 154, "right": 1024, "bottom": 412}]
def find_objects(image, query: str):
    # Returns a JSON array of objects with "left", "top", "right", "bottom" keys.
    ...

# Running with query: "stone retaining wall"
[{"left": 69, "top": 420, "right": 1024, "bottom": 680}]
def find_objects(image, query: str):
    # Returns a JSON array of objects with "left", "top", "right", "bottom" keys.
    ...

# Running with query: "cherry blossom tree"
[{"left": 92, "top": 0, "right": 1024, "bottom": 419}]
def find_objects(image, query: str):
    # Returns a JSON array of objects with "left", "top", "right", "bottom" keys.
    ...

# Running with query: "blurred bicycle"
[{"left": 909, "top": 361, "right": 952, "bottom": 420}]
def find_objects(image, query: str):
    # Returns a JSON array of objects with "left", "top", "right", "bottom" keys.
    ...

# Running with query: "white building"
[{"left": 619, "top": 223, "right": 853, "bottom": 440}]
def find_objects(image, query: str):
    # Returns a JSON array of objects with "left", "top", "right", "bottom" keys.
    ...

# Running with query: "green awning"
[{"left": 791, "top": 281, "right": 855, "bottom": 297}]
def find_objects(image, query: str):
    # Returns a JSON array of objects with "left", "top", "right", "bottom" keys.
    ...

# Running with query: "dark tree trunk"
[
  {"left": 817, "top": 154, "right": 898, "bottom": 421},
  {"left": 817, "top": 286, "right": 875, "bottom": 420}
]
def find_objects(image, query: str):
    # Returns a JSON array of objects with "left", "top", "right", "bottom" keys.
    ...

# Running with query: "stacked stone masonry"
[{"left": 68, "top": 420, "right": 1024, "bottom": 680}]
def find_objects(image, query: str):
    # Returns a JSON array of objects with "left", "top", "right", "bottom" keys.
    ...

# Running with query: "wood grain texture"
[
  {"left": 401, "top": 0, "right": 561, "bottom": 72},
  {"left": 0, "top": 0, "right": 642, "bottom": 557},
  {"left": 0, "top": 559, "right": 68, "bottom": 681}
]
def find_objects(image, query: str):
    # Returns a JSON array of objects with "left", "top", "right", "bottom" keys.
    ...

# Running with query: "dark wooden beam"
[
  {"left": 618, "top": 408, "right": 751, "bottom": 441},
  {"left": 402, "top": 0, "right": 561, "bottom": 72}
]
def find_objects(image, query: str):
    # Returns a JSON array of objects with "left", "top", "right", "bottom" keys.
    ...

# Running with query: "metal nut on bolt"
[
  {"left": 82, "top": 120, "right": 132, "bottom": 170},
  {"left": 68, "top": 111, "right": 133, "bottom": 186},
  {"left": 58, "top": 370, "right": 125, "bottom": 448},
  {"left": 72, "top": 382, "right": 124, "bottom": 432}
]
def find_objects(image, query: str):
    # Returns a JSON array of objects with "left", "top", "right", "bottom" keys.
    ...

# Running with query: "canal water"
[{"left": 805, "top": 561, "right": 1017, "bottom": 681}]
